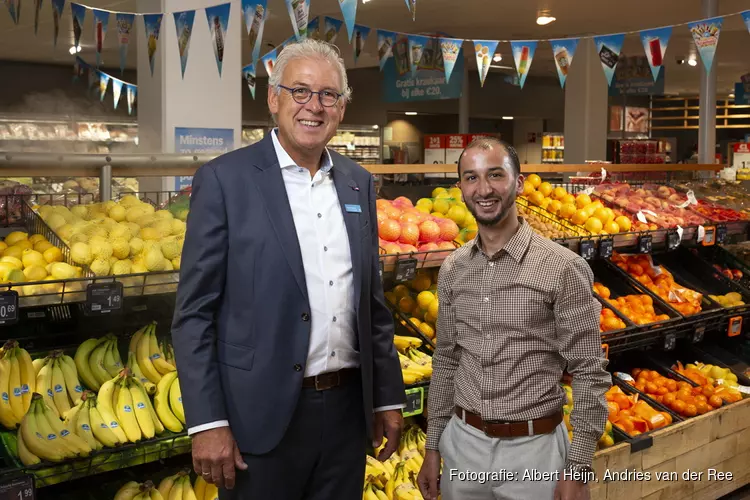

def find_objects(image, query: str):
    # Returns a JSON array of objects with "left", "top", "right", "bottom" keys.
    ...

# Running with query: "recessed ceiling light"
[
  {"left": 372, "top": 124, "right": 379, "bottom": 129},
  {"left": 493, "top": 54, "right": 503, "bottom": 62},
  {"left": 536, "top": 10, "right": 556, "bottom": 25},
  {"left": 405, "top": 111, "right": 417, "bottom": 116},
  {"left": 729, "top": 93, "right": 735, "bottom": 99},
  {"left": 502, "top": 116, "right": 514, "bottom": 120},
  {"left": 69, "top": 46, "right": 81, "bottom": 55},
  {"left": 687, "top": 55, "right": 698, "bottom": 67}
]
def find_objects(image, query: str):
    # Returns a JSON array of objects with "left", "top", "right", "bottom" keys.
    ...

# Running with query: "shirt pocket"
[{"left": 493, "top": 270, "right": 556, "bottom": 336}]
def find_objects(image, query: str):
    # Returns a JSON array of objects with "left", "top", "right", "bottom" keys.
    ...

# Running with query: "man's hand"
[
  {"left": 417, "top": 450, "right": 441, "bottom": 500},
  {"left": 192, "top": 427, "right": 248, "bottom": 490},
  {"left": 554, "top": 479, "right": 590, "bottom": 500},
  {"left": 372, "top": 410, "right": 403, "bottom": 461}
]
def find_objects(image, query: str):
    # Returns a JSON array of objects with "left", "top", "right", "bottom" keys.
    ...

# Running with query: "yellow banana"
[
  {"left": 168, "top": 377, "right": 185, "bottom": 425},
  {"left": 32, "top": 357, "right": 47, "bottom": 377},
  {"left": 51, "top": 358, "right": 71, "bottom": 416},
  {"left": 16, "top": 346, "right": 35, "bottom": 413},
  {"left": 193, "top": 476, "right": 207, "bottom": 500},
  {"left": 127, "top": 377, "right": 155, "bottom": 439},
  {"left": 19, "top": 397, "right": 67, "bottom": 461},
  {"left": 182, "top": 478, "right": 198, "bottom": 500},
  {"left": 35, "top": 361, "right": 59, "bottom": 418},
  {"left": 167, "top": 476, "right": 184, "bottom": 500},
  {"left": 130, "top": 376, "right": 164, "bottom": 434},
  {"left": 364, "top": 483, "right": 380, "bottom": 500},
  {"left": 72, "top": 399, "right": 99, "bottom": 451},
  {"left": 89, "top": 340, "right": 113, "bottom": 386},
  {"left": 59, "top": 354, "right": 83, "bottom": 406},
  {"left": 400, "top": 370, "right": 422, "bottom": 385},
  {"left": 154, "top": 372, "right": 182, "bottom": 432},
  {"left": 88, "top": 399, "right": 121, "bottom": 447},
  {"left": 0, "top": 355, "right": 19, "bottom": 429},
  {"left": 103, "top": 339, "right": 122, "bottom": 378},
  {"left": 128, "top": 352, "right": 156, "bottom": 395},
  {"left": 7, "top": 349, "right": 24, "bottom": 422},
  {"left": 137, "top": 325, "right": 163, "bottom": 384},
  {"left": 33, "top": 397, "right": 78, "bottom": 458},
  {"left": 94, "top": 397, "right": 128, "bottom": 444},
  {"left": 114, "top": 481, "right": 142, "bottom": 500},
  {"left": 129, "top": 324, "right": 150, "bottom": 355},
  {"left": 150, "top": 489, "right": 165, "bottom": 500},
  {"left": 158, "top": 472, "right": 180, "bottom": 499},
  {"left": 97, "top": 374, "right": 119, "bottom": 417},
  {"left": 203, "top": 483, "right": 218, "bottom": 500},
  {"left": 75, "top": 337, "right": 105, "bottom": 391},
  {"left": 116, "top": 378, "right": 142, "bottom": 443},
  {"left": 16, "top": 430, "right": 41, "bottom": 466},
  {"left": 148, "top": 329, "right": 176, "bottom": 376},
  {"left": 39, "top": 397, "right": 91, "bottom": 456}
]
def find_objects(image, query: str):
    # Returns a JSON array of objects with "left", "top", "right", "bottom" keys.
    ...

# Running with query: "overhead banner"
[
  {"left": 511, "top": 41, "right": 537, "bottom": 89},
  {"left": 242, "top": 0, "right": 268, "bottom": 66},
  {"left": 242, "top": 63, "right": 256, "bottom": 99},
  {"left": 438, "top": 37, "right": 462, "bottom": 84},
  {"left": 473, "top": 40, "right": 498, "bottom": 87},
  {"left": 206, "top": 3, "right": 231, "bottom": 76},
  {"left": 594, "top": 33, "right": 625, "bottom": 86},
  {"left": 51, "top": 0, "right": 65, "bottom": 46},
  {"left": 609, "top": 54, "right": 665, "bottom": 96},
  {"left": 407, "top": 34, "right": 429, "bottom": 78},
  {"left": 112, "top": 79, "right": 123, "bottom": 109},
  {"left": 639, "top": 26, "right": 671, "bottom": 81},
  {"left": 92, "top": 9, "right": 109, "bottom": 67},
  {"left": 143, "top": 14, "right": 163, "bottom": 76},
  {"left": 285, "top": 0, "right": 310, "bottom": 41},
  {"left": 5, "top": 0, "right": 19, "bottom": 24},
  {"left": 34, "top": 0, "right": 42, "bottom": 34},
  {"left": 261, "top": 48, "right": 277, "bottom": 77},
  {"left": 338, "top": 0, "right": 357, "bottom": 42},
  {"left": 173, "top": 9, "right": 196, "bottom": 79},
  {"left": 404, "top": 0, "right": 416, "bottom": 21},
  {"left": 743, "top": 11, "right": 750, "bottom": 34},
  {"left": 99, "top": 72, "right": 110, "bottom": 102},
  {"left": 382, "top": 34, "right": 463, "bottom": 102},
  {"left": 377, "top": 29, "right": 396, "bottom": 71},
  {"left": 71, "top": 3, "right": 87, "bottom": 50},
  {"left": 116, "top": 13, "right": 135, "bottom": 75},
  {"left": 322, "top": 16, "right": 343, "bottom": 44},
  {"left": 550, "top": 38, "right": 578, "bottom": 88},
  {"left": 125, "top": 84, "right": 137, "bottom": 115},
  {"left": 689, "top": 17, "right": 723, "bottom": 73},
  {"left": 352, "top": 25, "right": 371, "bottom": 65}
]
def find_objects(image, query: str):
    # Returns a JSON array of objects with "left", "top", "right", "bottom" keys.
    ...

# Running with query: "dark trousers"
[{"left": 219, "top": 373, "right": 367, "bottom": 500}]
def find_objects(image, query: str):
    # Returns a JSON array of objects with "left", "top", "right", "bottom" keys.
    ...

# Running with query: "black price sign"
[
  {"left": 638, "top": 234, "right": 653, "bottom": 254},
  {"left": 716, "top": 224, "right": 728, "bottom": 244},
  {"left": 579, "top": 240, "right": 595, "bottom": 261},
  {"left": 666, "top": 231, "right": 681, "bottom": 251},
  {"left": 0, "top": 475, "right": 34, "bottom": 500},
  {"left": 599, "top": 239, "right": 614, "bottom": 259},
  {"left": 0, "top": 291, "right": 19, "bottom": 326},
  {"left": 403, "top": 387, "right": 424, "bottom": 417},
  {"left": 394, "top": 259, "right": 417, "bottom": 283},
  {"left": 692, "top": 326, "right": 705, "bottom": 343},
  {"left": 663, "top": 333, "right": 676, "bottom": 351},
  {"left": 85, "top": 282, "right": 123, "bottom": 316}
]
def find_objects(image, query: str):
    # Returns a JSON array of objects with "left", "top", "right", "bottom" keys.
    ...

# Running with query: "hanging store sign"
[
  {"left": 173, "top": 127, "right": 235, "bottom": 190},
  {"left": 608, "top": 55, "right": 666, "bottom": 96}
]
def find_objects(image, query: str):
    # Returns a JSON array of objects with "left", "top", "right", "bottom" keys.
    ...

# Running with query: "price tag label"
[
  {"left": 728, "top": 316, "right": 742, "bottom": 337},
  {"left": 667, "top": 230, "right": 681, "bottom": 251},
  {"left": 403, "top": 386, "right": 424, "bottom": 417},
  {"left": 85, "top": 282, "right": 123, "bottom": 316},
  {"left": 0, "top": 291, "right": 19, "bottom": 326},
  {"left": 394, "top": 259, "right": 418, "bottom": 283},
  {"left": 0, "top": 475, "right": 34, "bottom": 500},
  {"left": 693, "top": 326, "right": 706, "bottom": 343},
  {"left": 579, "top": 240, "right": 595, "bottom": 261},
  {"left": 663, "top": 333, "right": 677, "bottom": 351},
  {"left": 599, "top": 238, "right": 614, "bottom": 259},
  {"left": 702, "top": 226, "right": 716, "bottom": 246},
  {"left": 638, "top": 234, "right": 653, "bottom": 254},
  {"left": 716, "top": 224, "right": 728, "bottom": 244}
]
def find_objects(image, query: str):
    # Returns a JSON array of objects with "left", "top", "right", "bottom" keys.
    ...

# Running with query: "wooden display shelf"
[{"left": 590, "top": 397, "right": 750, "bottom": 500}]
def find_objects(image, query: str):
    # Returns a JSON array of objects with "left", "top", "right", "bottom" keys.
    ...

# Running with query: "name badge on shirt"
[{"left": 345, "top": 204, "right": 362, "bottom": 213}]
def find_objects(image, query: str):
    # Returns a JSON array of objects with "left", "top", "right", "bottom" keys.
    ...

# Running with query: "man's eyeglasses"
[{"left": 277, "top": 85, "right": 342, "bottom": 107}]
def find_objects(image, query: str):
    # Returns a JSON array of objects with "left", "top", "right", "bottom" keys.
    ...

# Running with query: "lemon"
[
  {"left": 392, "top": 285, "right": 410, "bottom": 299},
  {"left": 90, "top": 258, "right": 111, "bottom": 277},
  {"left": 431, "top": 187, "right": 447, "bottom": 198},
  {"left": 28, "top": 234, "right": 46, "bottom": 245},
  {"left": 34, "top": 239, "right": 55, "bottom": 254},
  {"left": 424, "top": 311, "right": 437, "bottom": 325},
  {"left": 448, "top": 187, "right": 463, "bottom": 200},
  {"left": 0, "top": 242, "right": 7, "bottom": 253},
  {"left": 408, "top": 317, "right": 422, "bottom": 328},
  {"left": 418, "top": 322, "right": 435, "bottom": 338},
  {"left": 112, "top": 260, "right": 133, "bottom": 275},
  {"left": 446, "top": 206, "right": 467, "bottom": 226},
  {"left": 4, "top": 231, "right": 28, "bottom": 246},
  {"left": 12, "top": 240, "right": 32, "bottom": 251},
  {"left": 433, "top": 198, "right": 451, "bottom": 215},
  {"left": 21, "top": 249, "right": 46, "bottom": 269},
  {"left": 417, "top": 291, "right": 435, "bottom": 310},
  {"left": 49, "top": 263, "right": 76, "bottom": 280},
  {"left": 23, "top": 266, "right": 48, "bottom": 282},
  {"left": 0, "top": 256, "right": 23, "bottom": 270},
  {"left": 70, "top": 242, "right": 93, "bottom": 265},
  {"left": 416, "top": 198, "right": 433, "bottom": 212},
  {"left": 111, "top": 238, "right": 130, "bottom": 260},
  {"left": 428, "top": 299, "right": 439, "bottom": 318}
]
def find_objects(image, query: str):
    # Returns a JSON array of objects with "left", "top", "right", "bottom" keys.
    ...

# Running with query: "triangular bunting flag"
[
  {"left": 92, "top": 9, "right": 110, "bottom": 67},
  {"left": 438, "top": 37, "right": 463, "bottom": 84},
  {"left": 322, "top": 16, "right": 343, "bottom": 44},
  {"left": 352, "top": 25, "right": 371, "bottom": 65},
  {"left": 640, "top": 27, "right": 671, "bottom": 81},
  {"left": 376, "top": 30, "right": 396, "bottom": 71},
  {"left": 242, "top": 63, "right": 257, "bottom": 99},
  {"left": 70, "top": 3, "right": 87, "bottom": 50},
  {"left": 87, "top": 66, "right": 97, "bottom": 93},
  {"left": 72, "top": 57, "right": 82, "bottom": 83},
  {"left": 285, "top": 0, "right": 310, "bottom": 41},
  {"left": 743, "top": 11, "right": 750, "bottom": 34},
  {"left": 407, "top": 34, "right": 429, "bottom": 78},
  {"left": 98, "top": 72, "right": 110, "bottom": 102},
  {"left": 125, "top": 84, "right": 137, "bottom": 115},
  {"left": 51, "top": 0, "right": 65, "bottom": 47},
  {"left": 116, "top": 13, "right": 135, "bottom": 75},
  {"left": 550, "top": 38, "right": 578, "bottom": 88},
  {"left": 143, "top": 14, "right": 163, "bottom": 77},
  {"left": 112, "top": 79, "right": 123, "bottom": 109},
  {"left": 307, "top": 16, "right": 320, "bottom": 39},
  {"left": 33, "top": 0, "right": 43, "bottom": 34},
  {"left": 404, "top": 0, "right": 416, "bottom": 21},
  {"left": 338, "top": 0, "right": 357, "bottom": 42},
  {"left": 593, "top": 33, "right": 625, "bottom": 86},
  {"left": 510, "top": 41, "right": 537, "bottom": 89},
  {"left": 688, "top": 17, "right": 723, "bottom": 73},
  {"left": 5, "top": 0, "right": 20, "bottom": 24},
  {"left": 261, "top": 48, "right": 277, "bottom": 77},
  {"left": 472, "top": 40, "right": 499, "bottom": 87},
  {"left": 173, "top": 10, "right": 196, "bottom": 79},
  {"left": 206, "top": 3, "right": 231, "bottom": 76},
  {"left": 242, "top": 0, "right": 268, "bottom": 67}
]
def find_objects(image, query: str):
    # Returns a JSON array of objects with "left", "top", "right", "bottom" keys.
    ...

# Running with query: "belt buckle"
[{"left": 314, "top": 371, "right": 339, "bottom": 391}]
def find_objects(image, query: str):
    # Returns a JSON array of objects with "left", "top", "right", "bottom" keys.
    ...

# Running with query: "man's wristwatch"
[{"left": 564, "top": 461, "right": 595, "bottom": 483}]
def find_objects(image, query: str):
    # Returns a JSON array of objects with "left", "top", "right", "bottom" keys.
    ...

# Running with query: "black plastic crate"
[
  {"left": 689, "top": 245, "right": 750, "bottom": 293},
  {"left": 671, "top": 344, "right": 750, "bottom": 387}
]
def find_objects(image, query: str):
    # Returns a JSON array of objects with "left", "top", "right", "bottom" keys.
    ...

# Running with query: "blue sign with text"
[{"left": 174, "top": 127, "right": 234, "bottom": 190}]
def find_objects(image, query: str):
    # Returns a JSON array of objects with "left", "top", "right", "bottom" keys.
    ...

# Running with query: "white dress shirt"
[{"left": 188, "top": 130, "right": 402, "bottom": 436}]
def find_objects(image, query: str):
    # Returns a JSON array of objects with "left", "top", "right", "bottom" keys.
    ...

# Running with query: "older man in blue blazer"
[{"left": 171, "top": 39, "right": 405, "bottom": 499}]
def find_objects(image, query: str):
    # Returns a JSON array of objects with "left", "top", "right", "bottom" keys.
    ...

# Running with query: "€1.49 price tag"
[{"left": 85, "top": 282, "right": 123, "bottom": 316}]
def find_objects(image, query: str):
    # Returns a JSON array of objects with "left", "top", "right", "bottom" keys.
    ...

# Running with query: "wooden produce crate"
[{"left": 590, "top": 397, "right": 750, "bottom": 500}]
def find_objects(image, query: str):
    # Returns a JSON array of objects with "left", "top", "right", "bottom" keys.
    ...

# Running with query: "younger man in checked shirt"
[{"left": 417, "top": 138, "right": 610, "bottom": 500}]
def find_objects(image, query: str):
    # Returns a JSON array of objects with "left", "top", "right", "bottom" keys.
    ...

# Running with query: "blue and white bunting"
[
  {"left": 549, "top": 38, "right": 578, "bottom": 88},
  {"left": 173, "top": 9, "right": 196, "bottom": 79},
  {"left": 92, "top": 9, "right": 110, "bottom": 67},
  {"left": 352, "top": 25, "right": 371, "bottom": 65},
  {"left": 116, "top": 13, "right": 135, "bottom": 75},
  {"left": 593, "top": 33, "right": 625, "bottom": 86},
  {"left": 639, "top": 27, "right": 671, "bottom": 81},
  {"left": 688, "top": 17, "right": 723, "bottom": 74},
  {"left": 205, "top": 3, "right": 231, "bottom": 76}
]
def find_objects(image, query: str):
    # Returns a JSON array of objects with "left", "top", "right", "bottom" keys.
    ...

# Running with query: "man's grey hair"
[{"left": 268, "top": 38, "right": 353, "bottom": 103}]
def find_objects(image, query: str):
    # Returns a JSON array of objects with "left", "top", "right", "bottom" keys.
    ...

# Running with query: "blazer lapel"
[
  {"left": 251, "top": 134, "right": 309, "bottom": 302},
  {"left": 332, "top": 161, "right": 363, "bottom": 311}
]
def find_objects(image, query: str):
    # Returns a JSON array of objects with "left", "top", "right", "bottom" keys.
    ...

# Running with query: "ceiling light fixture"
[
  {"left": 729, "top": 93, "right": 735, "bottom": 99},
  {"left": 69, "top": 45, "right": 81, "bottom": 55},
  {"left": 493, "top": 54, "right": 503, "bottom": 62},
  {"left": 405, "top": 111, "right": 418, "bottom": 116},
  {"left": 687, "top": 55, "right": 698, "bottom": 67},
  {"left": 502, "top": 116, "right": 514, "bottom": 120},
  {"left": 536, "top": 10, "right": 556, "bottom": 25}
]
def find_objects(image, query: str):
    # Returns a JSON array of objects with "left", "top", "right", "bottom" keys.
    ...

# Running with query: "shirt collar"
[
  {"left": 271, "top": 128, "right": 334, "bottom": 174},
  {"left": 471, "top": 217, "right": 532, "bottom": 262}
]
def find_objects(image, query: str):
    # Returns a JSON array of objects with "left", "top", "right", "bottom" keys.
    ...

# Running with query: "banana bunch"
[
  {"left": 386, "top": 462, "right": 423, "bottom": 500},
  {"left": 32, "top": 351, "right": 84, "bottom": 419},
  {"left": 393, "top": 335, "right": 422, "bottom": 353},
  {"left": 154, "top": 372, "right": 185, "bottom": 433},
  {"left": 97, "top": 370, "right": 165, "bottom": 443},
  {"left": 365, "top": 454, "right": 393, "bottom": 491},
  {"left": 366, "top": 425, "right": 428, "bottom": 500},
  {"left": 75, "top": 334, "right": 124, "bottom": 391},
  {"left": 158, "top": 471, "right": 218, "bottom": 500},
  {"left": 363, "top": 478, "right": 389, "bottom": 500},
  {"left": 130, "top": 322, "right": 176, "bottom": 385},
  {"left": 114, "top": 480, "right": 164, "bottom": 500},
  {"left": 62, "top": 391, "right": 129, "bottom": 450},
  {"left": 398, "top": 348, "right": 432, "bottom": 385},
  {"left": 17, "top": 393, "right": 92, "bottom": 464},
  {"left": 0, "top": 340, "right": 36, "bottom": 429}
]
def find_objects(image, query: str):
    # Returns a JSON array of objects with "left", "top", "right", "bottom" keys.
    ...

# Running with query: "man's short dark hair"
[{"left": 457, "top": 136, "right": 521, "bottom": 177}]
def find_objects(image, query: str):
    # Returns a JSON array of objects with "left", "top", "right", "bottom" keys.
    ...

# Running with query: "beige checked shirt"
[{"left": 426, "top": 218, "right": 611, "bottom": 467}]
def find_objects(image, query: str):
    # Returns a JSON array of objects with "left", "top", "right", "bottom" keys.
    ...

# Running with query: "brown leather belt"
[
  {"left": 302, "top": 369, "right": 358, "bottom": 391},
  {"left": 455, "top": 406, "right": 562, "bottom": 438}
]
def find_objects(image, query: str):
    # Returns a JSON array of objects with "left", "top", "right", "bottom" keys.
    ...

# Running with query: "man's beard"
[{"left": 468, "top": 189, "right": 517, "bottom": 227}]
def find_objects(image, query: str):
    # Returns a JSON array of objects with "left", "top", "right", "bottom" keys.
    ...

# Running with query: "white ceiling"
[{"left": 0, "top": 0, "right": 749, "bottom": 95}]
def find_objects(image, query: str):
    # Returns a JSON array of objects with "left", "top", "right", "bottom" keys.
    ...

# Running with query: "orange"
[
  {"left": 522, "top": 181, "right": 535, "bottom": 196},
  {"left": 547, "top": 200, "right": 562, "bottom": 215},
  {"left": 672, "top": 400, "right": 686, "bottom": 414},
  {"left": 527, "top": 174, "right": 542, "bottom": 188},
  {"left": 603, "top": 221, "right": 620, "bottom": 234},
  {"left": 593, "top": 207, "right": 610, "bottom": 223},
  {"left": 602, "top": 317, "right": 622, "bottom": 332},
  {"left": 528, "top": 191, "right": 545, "bottom": 207},
  {"left": 708, "top": 395, "right": 723, "bottom": 408},
  {"left": 602, "top": 308, "right": 615, "bottom": 318},
  {"left": 558, "top": 203, "right": 577, "bottom": 219},
  {"left": 599, "top": 286, "right": 611, "bottom": 299},
  {"left": 576, "top": 193, "right": 592, "bottom": 209},
  {"left": 696, "top": 402, "right": 710, "bottom": 415},
  {"left": 615, "top": 216, "right": 632, "bottom": 232},
  {"left": 585, "top": 218, "right": 603, "bottom": 234},
  {"left": 538, "top": 182, "right": 553, "bottom": 197},
  {"left": 552, "top": 187, "right": 568, "bottom": 200},
  {"left": 571, "top": 209, "right": 588, "bottom": 226},
  {"left": 398, "top": 296, "right": 416, "bottom": 314},
  {"left": 684, "top": 404, "right": 697, "bottom": 417},
  {"left": 645, "top": 382, "right": 659, "bottom": 394},
  {"left": 662, "top": 393, "right": 676, "bottom": 407},
  {"left": 561, "top": 194, "right": 576, "bottom": 205}
]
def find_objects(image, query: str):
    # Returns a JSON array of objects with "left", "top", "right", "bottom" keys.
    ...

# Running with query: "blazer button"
[
  {"left": 301, "top": 313, "right": 310, "bottom": 322},
  {"left": 294, "top": 364, "right": 302, "bottom": 371}
]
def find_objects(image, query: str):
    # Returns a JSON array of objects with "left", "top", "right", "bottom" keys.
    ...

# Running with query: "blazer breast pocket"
[{"left": 216, "top": 339, "right": 255, "bottom": 371}]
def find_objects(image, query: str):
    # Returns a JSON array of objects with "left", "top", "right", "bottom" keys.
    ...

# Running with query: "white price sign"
[{"left": 733, "top": 143, "right": 750, "bottom": 170}]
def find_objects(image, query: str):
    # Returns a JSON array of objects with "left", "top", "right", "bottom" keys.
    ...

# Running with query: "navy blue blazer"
[{"left": 171, "top": 133, "right": 405, "bottom": 454}]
